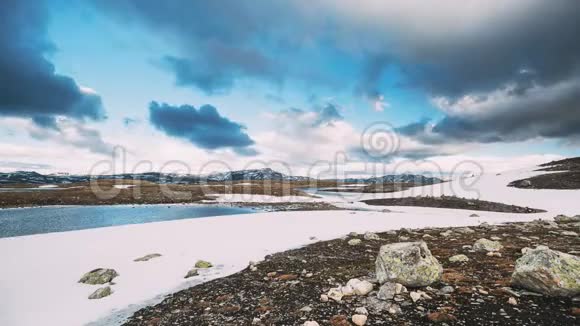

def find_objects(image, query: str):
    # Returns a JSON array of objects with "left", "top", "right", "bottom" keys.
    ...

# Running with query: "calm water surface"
[{"left": 0, "top": 204, "right": 257, "bottom": 238}]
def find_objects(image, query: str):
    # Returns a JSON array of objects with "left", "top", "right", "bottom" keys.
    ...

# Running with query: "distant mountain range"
[{"left": 0, "top": 169, "right": 442, "bottom": 185}]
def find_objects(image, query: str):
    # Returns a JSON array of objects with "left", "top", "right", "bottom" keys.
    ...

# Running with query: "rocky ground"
[
  {"left": 509, "top": 157, "right": 580, "bottom": 189},
  {"left": 0, "top": 180, "right": 319, "bottom": 208},
  {"left": 216, "top": 202, "right": 342, "bottom": 212},
  {"left": 124, "top": 216, "right": 580, "bottom": 325},
  {"left": 362, "top": 196, "right": 545, "bottom": 213}
]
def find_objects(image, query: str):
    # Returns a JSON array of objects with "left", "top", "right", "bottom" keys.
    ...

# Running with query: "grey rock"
[
  {"left": 88, "top": 286, "right": 113, "bottom": 299},
  {"left": 363, "top": 232, "right": 381, "bottom": 241},
  {"left": 184, "top": 268, "right": 199, "bottom": 278},
  {"left": 449, "top": 254, "right": 470, "bottom": 263},
  {"left": 473, "top": 238, "right": 503, "bottom": 252},
  {"left": 376, "top": 241, "right": 442, "bottom": 287},
  {"left": 512, "top": 246, "right": 580, "bottom": 297},
  {"left": 554, "top": 215, "right": 580, "bottom": 224},
  {"left": 377, "top": 282, "right": 397, "bottom": 300},
  {"left": 134, "top": 253, "right": 162, "bottom": 262},
  {"left": 79, "top": 268, "right": 118, "bottom": 285}
]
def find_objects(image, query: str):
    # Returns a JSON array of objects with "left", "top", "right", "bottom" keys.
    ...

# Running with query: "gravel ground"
[{"left": 124, "top": 218, "right": 579, "bottom": 325}]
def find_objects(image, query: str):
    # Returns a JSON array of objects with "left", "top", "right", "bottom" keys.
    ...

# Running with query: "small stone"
[
  {"left": 194, "top": 260, "right": 213, "bottom": 268},
  {"left": 352, "top": 314, "right": 367, "bottom": 326},
  {"left": 320, "top": 294, "right": 329, "bottom": 302},
  {"left": 328, "top": 288, "right": 344, "bottom": 302},
  {"left": 79, "top": 268, "right": 118, "bottom": 285},
  {"left": 348, "top": 239, "right": 362, "bottom": 246},
  {"left": 134, "top": 253, "right": 162, "bottom": 262},
  {"left": 562, "top": 231, "right": 578, "bottom": 236},
  {"left": 439, "top": 286, "right": 455, "bottom": 294},
  {"left": 473, "top": 238, "right": 503, "bottom": 252},
  {"left": 267, "top": 272, "right": 277, "bottom": 278},
  {"left": 184, "top": 268, "right": 199, "bottom": 278},
  {"left": 449, "top": 254, "right": 470, "bottom": 263},
  {"left": 410, "top": 291, "right": 421, "bottom": 302},
  {"left": 386, "top": 303, "right": 402, "bottom": 315},
  {"left": 508, "top": 297, "right": 518, "bottom": 305},
  {"left": 364, "top": 232, "right": 380, "bottom": 240},
  {"left": 355, "top": 307, "right": 369, "bottom": 315},
  {"left": 300, "top": 306, "right": 313, "bottom": 312},
  {"left": 377, "top": 282, "right": 397, "bottom": 300},
  {"left": 303, "top": 321, "right": 320, "bottom": 326},
  {"left": 470, "top": 213, "right": 480, "bottom": 217},
  {"left": 88, "top": 286, "right": 112, "bottom": 300}
]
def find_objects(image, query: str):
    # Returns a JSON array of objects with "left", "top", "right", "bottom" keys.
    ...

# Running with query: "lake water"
[{"left": 0, "top": 205, "right": 257, "bottom": 238}]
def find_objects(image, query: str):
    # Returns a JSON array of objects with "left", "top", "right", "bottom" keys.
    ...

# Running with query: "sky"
[{"left": 1, "top": 0, "right": 579, "bottom": 177}]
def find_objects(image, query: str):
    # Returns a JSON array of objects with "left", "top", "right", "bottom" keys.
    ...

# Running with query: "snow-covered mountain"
[
  {"left": 0, "top": 169, "right": 440, "bottom": 185},
  {"left": 205, "top": 168, "right": 309, "bottom": 182},
  {"left": 342, "top": 174, "right": 443, "bottom": 185}
]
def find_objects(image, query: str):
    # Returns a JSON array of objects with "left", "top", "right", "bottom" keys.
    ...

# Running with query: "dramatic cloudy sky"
[{"left": 1, "top": 0, "right": 579, "bottom": 176}]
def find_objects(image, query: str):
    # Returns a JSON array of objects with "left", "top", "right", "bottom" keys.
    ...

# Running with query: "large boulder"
[
  {"left": 511, "top": 246, "right": 580, "bottom": 297},
  {"left": 79, "top": 268, "right": 118, "bottom": 285},
  {"left": 375, "top": 241, "right": 442, "bottom": 287}
]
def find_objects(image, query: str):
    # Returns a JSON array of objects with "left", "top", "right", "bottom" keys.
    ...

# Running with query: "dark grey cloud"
[
  {"left": 149, "top": 102, "right": 256, "bottom": 152},
  {"left": 398, "top": 77, "right": 580, "bottom": 145},
  {"left": 0, "top": 0, "right": 105, "bottom": 126},
  {"left": 92, "top": 0, "right": 295, "bottom": 95}
]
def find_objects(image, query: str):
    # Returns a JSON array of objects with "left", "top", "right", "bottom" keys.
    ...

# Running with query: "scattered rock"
[
  {"left": 386, "top": 302, "right": 402, "bottom": 315},
  {"left": 449, "top": 254, "right": 470, "bottom": 263},
  {"left": 304, "top": 321, "right": 320, "bottom": 326},
  {"left": 320, "top": 294, "right": 329, "bottom": 302},
  {"left": 562, "top": 231, "right": 578, "bottom": 236},
  {"left": 438, "top": 286, "right": 455, "bottom": 294},
  {"left": 348, "top": 239, "right": 362, "bottom": 246},
  {"left": 455, "top": 227, "right": 475, "bottom": 234},
  {"left": 508, "top": 297, "right": 518, "bottom": 305},
  {"left": 352, "top": 314, "right": 367, "bottom": 326},
  {"left": 512, "top": 246, "right": 580, "bottom": 296},
  {"left": 377, "top": 282, "right": 397, "bottom": 300},
  {"left": 363, "top": 232, "right": 380, "bottom": 241},
  {"left": 440, "top": 230, "right": 454, "bottom": 237},
  {"left": 327, "top": 288, "right": 344, "bottom": 302},
  {"left": 194, "top": 260, "right": 213, "bottom": 268},
  {"left": 88, "top": 286, "right": 112, "bottom": 300},
  {"left": 517, "top": 180, "right": 532, "bottom": 188},
  {"left": 184, "top": 268, "right": 199, "bottom": 279},
  {"left": 79, "top": 268, "right": 118, "bottom": 285},
  {"left": 347, "top": 278, "right": 374, "bottom": 296},
  {"left": 470, "top": 213, "right": 480, "bottom": 217},
  {"left": 134, "top": 253, "right": 162, "bottom": 262},
  {"left": 355, "top": 307, "right": 368, "bottom": 315},
  {"left": 376, "top": 241, "right": 442, "bottom": 287},
  {"left": 300, "top": 306, "right": 313, "bottom": 312},
  {"left": 554, "top": 215, "right": 580, "bottom": 224},
  {"left": 473, "top": 238, "right": 503, "bottom": 252}
]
